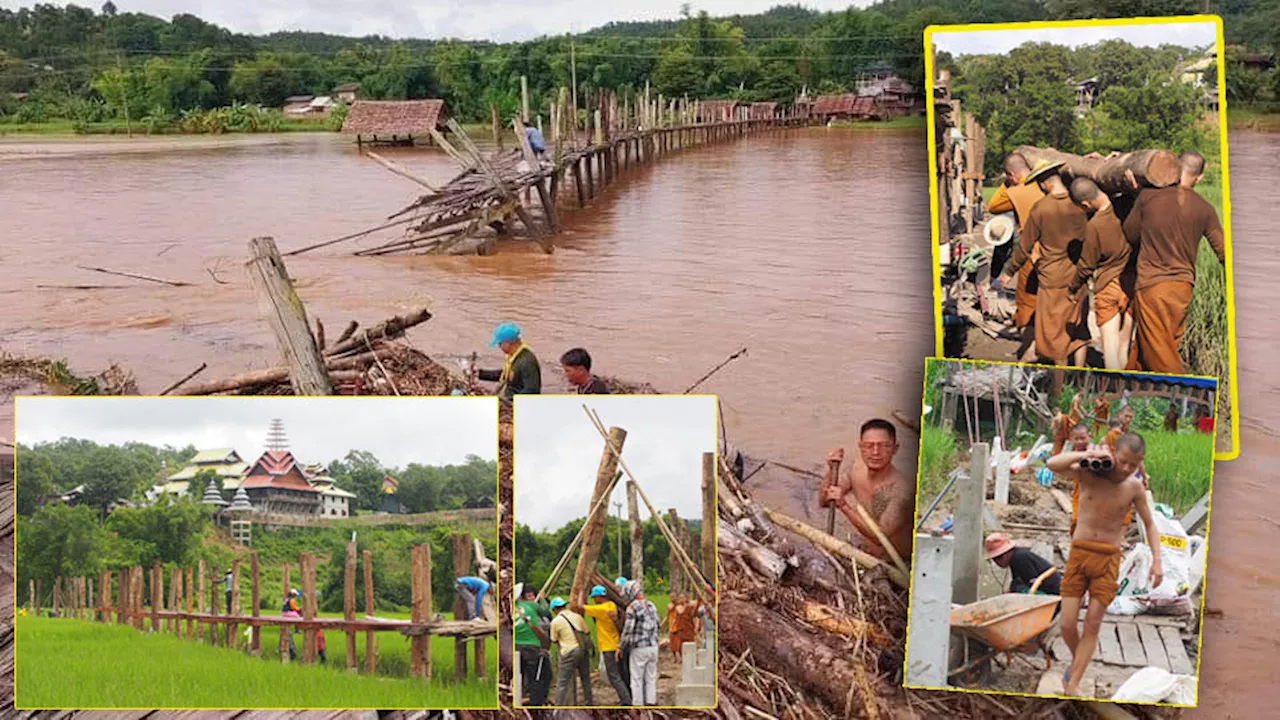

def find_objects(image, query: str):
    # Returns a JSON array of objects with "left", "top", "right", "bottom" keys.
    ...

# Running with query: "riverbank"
[
  {"left": 1226, "top": 106, "right": 1280, "bottom": 131},
  {"left": 830, "top": 115, "right": 926, "bottom": 130},
  {"left": 0, "top": 131, "right": 344, "bottom": 157}
]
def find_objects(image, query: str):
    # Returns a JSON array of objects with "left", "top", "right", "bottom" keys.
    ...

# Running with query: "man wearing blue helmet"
[
  {"left": 548, "top": 597, "right": 592, "bottom": 705},
  {"left": 477, "top": 322, "right": 541, "bottom": 401},
  {"left": 584, "top": 584, "right": 631, "bottom": 704}
]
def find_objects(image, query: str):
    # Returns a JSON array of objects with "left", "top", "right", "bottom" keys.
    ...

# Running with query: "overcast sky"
[
  {"left": 513, "top": 395, "right": 716, "bottom": 532},
  {"left": 15, "top": 397, "right": 497, "bottom": 470},
  {"left": 1, "top": 1, "right": 864, "bottom": 43},
  {"left": 933, "top": 21, "right": 1217, "bottom": 57}
]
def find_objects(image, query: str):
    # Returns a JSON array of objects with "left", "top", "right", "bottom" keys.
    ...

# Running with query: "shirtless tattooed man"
[{"left": 818, "top": 418, "right": 916, "bottom": 563}]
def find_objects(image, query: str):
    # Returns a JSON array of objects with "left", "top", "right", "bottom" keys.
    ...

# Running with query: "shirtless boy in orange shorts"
[{"left": 1047, "top": 433, "right": 1163, "bottom": 697}]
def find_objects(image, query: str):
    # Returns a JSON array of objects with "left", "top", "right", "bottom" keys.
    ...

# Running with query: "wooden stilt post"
[
  {"left": 410, "top": 544, "right": 432, "bottom": 679},
  {"left": 151, "top": 561, "right": 161, "bottom": 632},
  {"left": 169, "top": 568, "right": 179, "bottom": 634},
  {"left": 280, "top": 561, "right": 291, "bottom": 664},
  {"left": 251, "top": 553, "right": 261, "bottom": 655},
  {"left": 209, "top": 563, "right": 220, "bottom": 645},
  {"left": 28, "top": 579, "right": 34, "bottom": 615},
  {"left": 246, "top": 237, "right": 333, "bottom": 395},
  {"left": 229, "top": 559, "right": 241, "bottom": 649},
  {"left": 452, "top": 534, "right": 472, "bottom": 680},
  {"left": 116, "top": 570, "right": 127, "bottom": 625},
  {"left": 185, "top": 566, "right": 194, "bottom": 640},
  {"left": 301, "top": 553, "right": 317, "bottom": 663},
  {"left": 628, "top": 480, "right": 643, "bottom": 581},
  {"left": 570, "top": 427, "right": 628, "bottom": 608},
  {"left": 52, "top": 576, "right": 60, "bottom": 617},
  {"left": 344, "top": 542, "right": 358, "bottom": 672},
  {"left": 364, "top": 549, "right": 376, "bottom": 674},
  {"left": 702, "top": 452, "right": 717, "bottom": 581},
  {"left": 134, "top": 566, "right": 144, "bottom": 630}
]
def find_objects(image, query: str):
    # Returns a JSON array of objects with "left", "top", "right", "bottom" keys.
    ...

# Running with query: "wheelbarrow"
[{"left": 947, "top": 567, "right": 1061, "bottom": 688}]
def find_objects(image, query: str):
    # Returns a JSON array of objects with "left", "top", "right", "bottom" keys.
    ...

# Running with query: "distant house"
[
  {"left": 241, "top": 450, "right": 321, "bottom": 515},
  {"left": 302, "top": 464, "right": 355, "bottom": 517},
  {"left": 160, "top": 448, "right": 249, "bottom": 498},
  {"left": 1073, "top": 76, "right": 1100, "bottom": 115},
  {"left": 858, "top": 76, "right": 920, "bottom": 117},
  {"left": 1179, "top": 52, "right": 1217, "bottom": 86},
  {"left": 341, "top": 99, "right": 449, "bottom": 145},
  {"left": 379, "top": 474, "right": 405, "bottom": 514},
  {"left": 333, "top": 83, "right": 361, "bottom": 103},
  {"left": 282, "top": 95, "right": 315, "bottom": 114},
  {"left": 813, "top": 93, "right": 866, "bottom": 119}
]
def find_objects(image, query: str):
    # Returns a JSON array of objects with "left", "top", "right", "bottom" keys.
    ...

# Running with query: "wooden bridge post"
[
  {"left": 209, "top": 563, "right": 220, "bottom": 645},
  {"left": 300, "top": 552, "right": 317, "bottom": 663},
  {"left": 99, "top": 571, "right": 110, "bottom": 622},
  {"left": 452, "top": 534, "right": 472, "bottom": 680},
  {"left": 364, "top": 549, "right": 376, "bottom": 674},
  {"left": 702, "top": 452, "right": 716, "bottom": 581},
  {"left": 168, "top": 568, "right": 178, "bottom": 633},
  {"left": 196, "top": 559, "right": 206, "bottom": 641},
  {"left": 52, "top": 576, "right": 60, "bottom": 617},
  {"left": 251, "top": 553, "right": 261, "bottom": 655},
  {"left": 246, "top": 236, "right": 333, "bottom": 396},
  {"left": 344, "top": 542, "right": 358, "bottom": 672},
  {"left": 571, "top": 427, "right": 627, "bottom": 608},
  {"left": 27, "top": 579, "right": 33, "bottom": 615},
  {"left": 229, "top": 559, "right": 241, "bottom": 649},
  {"left": 150, "top": 561, "right": 161, "bottom": 632},
  {"left": 133, "top": 566, "right": 144, "bottom": 630},
  {"left": 115, "top": 570, "right": 126, "bottom": 625},
  {"left": 410, "top": 544, "right": 432, "bottom": 679},
  {"left": 185, "top": 566, "right": 194, "bottom": 640},
  {"left": 280, "top": 561, "right": 291, "bottom": 664},
  {"left": 585, "top": 153, "right": 595, "bottom": 200}
]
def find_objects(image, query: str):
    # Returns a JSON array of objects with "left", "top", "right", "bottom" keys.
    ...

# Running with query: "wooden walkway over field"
[{"left": 32, "top": 533, "right": 495, "bottom": 681}]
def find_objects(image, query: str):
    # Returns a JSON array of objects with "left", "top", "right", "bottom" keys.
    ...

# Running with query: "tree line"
[
  {"left": 4, "top": 1, "right": 1271, "bottom": 129},
  {"left": 514, "top": 515, "right": 703, "bottom": 596}
]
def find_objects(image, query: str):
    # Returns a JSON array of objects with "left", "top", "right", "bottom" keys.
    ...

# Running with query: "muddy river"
[{"left": 2, "top": 127, "right": 1276, "bottom": 713}]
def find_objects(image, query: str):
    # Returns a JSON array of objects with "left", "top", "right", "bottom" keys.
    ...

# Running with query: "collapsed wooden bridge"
[
  {"left": 30, "top": 533, "right": 496, "bottom": 681},
  {"left": 289, "top": 90, "right": 811, "bottom": 257}
]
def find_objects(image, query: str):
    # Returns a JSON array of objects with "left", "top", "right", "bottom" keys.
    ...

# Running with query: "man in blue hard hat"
[
  {"left": 584, "top": 584, "right": 631, "bottom": 705},
  {"left": 548, "top": 596, "right": 593, "bottom": 705},
  {"left": 477, "top": 322, "right": 541, "bottom": 401}
]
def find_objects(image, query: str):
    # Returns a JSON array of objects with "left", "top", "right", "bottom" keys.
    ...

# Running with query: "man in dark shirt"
[
  {"left": 985, "top": 533, "right": 1062, "bottom": 596},
  {"left": 477, "top": 322, "right": 541, "bottom": 401},
  {"left": 1122, "top": 152, "right": 1226, "bottom": 373},
  {"left": 560, "top": 347, "right": 609, "bottom": 394}
]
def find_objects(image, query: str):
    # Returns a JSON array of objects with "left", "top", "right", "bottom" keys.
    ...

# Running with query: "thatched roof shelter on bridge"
[{"left": 341, "top": 99, "right": 448, "bottom": 145}]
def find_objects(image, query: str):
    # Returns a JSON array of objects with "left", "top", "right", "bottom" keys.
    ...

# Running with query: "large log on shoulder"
[{"left": 1015, "top": 146, "right": 1180, "bottom": 195}]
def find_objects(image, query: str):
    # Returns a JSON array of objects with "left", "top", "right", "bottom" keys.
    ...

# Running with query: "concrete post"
[
  {"left": 905, "top": 534, "right": 954, "bottom": 689},
  {"left": 953, "top": 443, "right": 986, "bottom": 605},
  {"left": 994, "top": 437, "right": 1010, "bottom": 505}
]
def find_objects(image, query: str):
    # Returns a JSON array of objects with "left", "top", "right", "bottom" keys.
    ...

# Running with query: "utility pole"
[{"left": 614, "top": 501, "right": 624, "bottom": 578}]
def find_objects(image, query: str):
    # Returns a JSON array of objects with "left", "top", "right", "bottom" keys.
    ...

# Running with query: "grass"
[
  {"left": 917, "top": 424, "right": 959, "bottom": 512},
  {"left": 829, "top": 115, "right": 926, "bottom": 130},
  {"left": 1225, "top": 105, "right": 1280, "bottom": 131},
  {"left": 16, "top": 614, "right": 496, "bottom": 708},
  {"left": 1140, "top": 429, "right": 1215, "bottom": 517}
]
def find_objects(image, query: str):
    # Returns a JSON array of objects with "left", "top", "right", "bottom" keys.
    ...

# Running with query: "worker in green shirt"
[
  {"left": 512, "top": 583, "right": 552, "bottom": 706},
  {"left": 584, "top": 585, "right": 631, "bottom": 705},
  {"left": 477, "top": 322, "right": 541, "bottom": 401}
]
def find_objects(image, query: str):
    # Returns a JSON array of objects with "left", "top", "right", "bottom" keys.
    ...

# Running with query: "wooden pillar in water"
[
  {"left": 280, "top": 561, "right": 291, "bottom": 664},
  {"left": 452, "top": 533, "right": 472, "bottom": 680},
  {"left": 300, "top": 552, "right": 317, "bottom": 663},
  {"left": 344, "top": 542, "right": 358, "bottom": 672},
  {"left": 250, "top": 553, "right": 261, "bottom": 654},
  {"left": 229, "top": 559, "right": 241, "bottom": 649},
  {"left": 364, "top": 549, "right": 376, "bottom": 674},
  {"left": 410, "top": 544, "right": 432, "bottom": 679},
  {"left": 572, "top": 159, "right": 585, "bottom": 207},
  {"left": 571, "top": 427, "right": 628, "bottom": 608}
]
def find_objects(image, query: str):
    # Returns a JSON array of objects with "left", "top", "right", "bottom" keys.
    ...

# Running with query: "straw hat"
[
  {"left": 984, "top": 532, "right": 1017, "bottom": 560},
  {"left": 983, "top": 213, "right": 1016, "bottom": 246},
  {"left": 1024, "top": 159, "right": 1064, "bottom": 184}
]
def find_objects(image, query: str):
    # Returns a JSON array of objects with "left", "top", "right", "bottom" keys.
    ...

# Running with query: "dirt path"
[{"left": 584, "top": 643, "right": 685, "bottom": 707}]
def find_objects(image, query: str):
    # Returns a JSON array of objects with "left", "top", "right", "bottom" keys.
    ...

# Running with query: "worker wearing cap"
[
  {"left": 584, "top": 584, "right": 631, "bottom": 705},
  {"left": 985, "top": 533, "right": 1062, "bottom": 598},
  {"left": 998, "top": 159, "right": 1090, "bottom": 367},
  {"left": 548, "top": 597, "right": 593, "bottom": 705},
  {"left": 477, "top": 322, "right": 541, "bottom": 401},
  {"left": 513, "top": 582, "right": 552, "bottom": 706}
]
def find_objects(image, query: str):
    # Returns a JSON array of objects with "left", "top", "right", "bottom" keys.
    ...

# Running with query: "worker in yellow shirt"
[{"left": 584, "top": 585, "right": 631, "bottom": 705}]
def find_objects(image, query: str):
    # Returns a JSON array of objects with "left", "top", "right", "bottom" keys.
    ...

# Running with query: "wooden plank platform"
[
  {"left": 1116, "top": 623, "right": 1147, "bottom": 666},
  {"left": 1096, "top": 622, "right": 1125, "bottom": 665},
  {"left": 1077, "top": 609, "right": 1188, "bottom": 627},
  {"left": 1160, "top": 626, "right": 1195, "bottom": 675},
  {"left": 1139, "top": 623, "right": 1169, "bottom": 670}
]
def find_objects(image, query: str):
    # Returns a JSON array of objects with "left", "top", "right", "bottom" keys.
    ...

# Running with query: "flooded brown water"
[{"left": 3, "top": 128, "right": 1277, "bottom": 712}]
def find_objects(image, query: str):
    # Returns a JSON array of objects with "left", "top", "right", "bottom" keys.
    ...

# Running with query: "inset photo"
[
  {"left": 926, "top": 16, "right": 1239, "bottom": 459},
  {"left": 14, "top": 396, "right": 499, "bottom": 710},
  {"left": 905, "top": 359, "right": 1214, "bottom": 706},
  {"left": 512, "top": 395, "right": 717, "bottom": 709}
]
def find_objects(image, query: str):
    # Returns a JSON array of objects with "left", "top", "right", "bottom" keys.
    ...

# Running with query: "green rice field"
[{"left": 15, "top": 614, "right": 497, "bottom": 709}]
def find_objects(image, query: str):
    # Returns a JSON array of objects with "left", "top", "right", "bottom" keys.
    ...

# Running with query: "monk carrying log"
[
  {"left": 1047, "top": 434, "right": 1162, "bottom": 697},
  {"left": 998, "top": 160, "right": 1090, "bottom": 367},
  {"left": 1122, "top": 152, "right": 1226, "bottom": 373},
  {"left": 1069, "top": 177, "right": 1135, "bottom": 370},
  {"left": 818, "top": 419, "right": 915, "bottom": 563},
  {"left": 988, "top": 153, "right": 1046, "bottom": 361}
]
